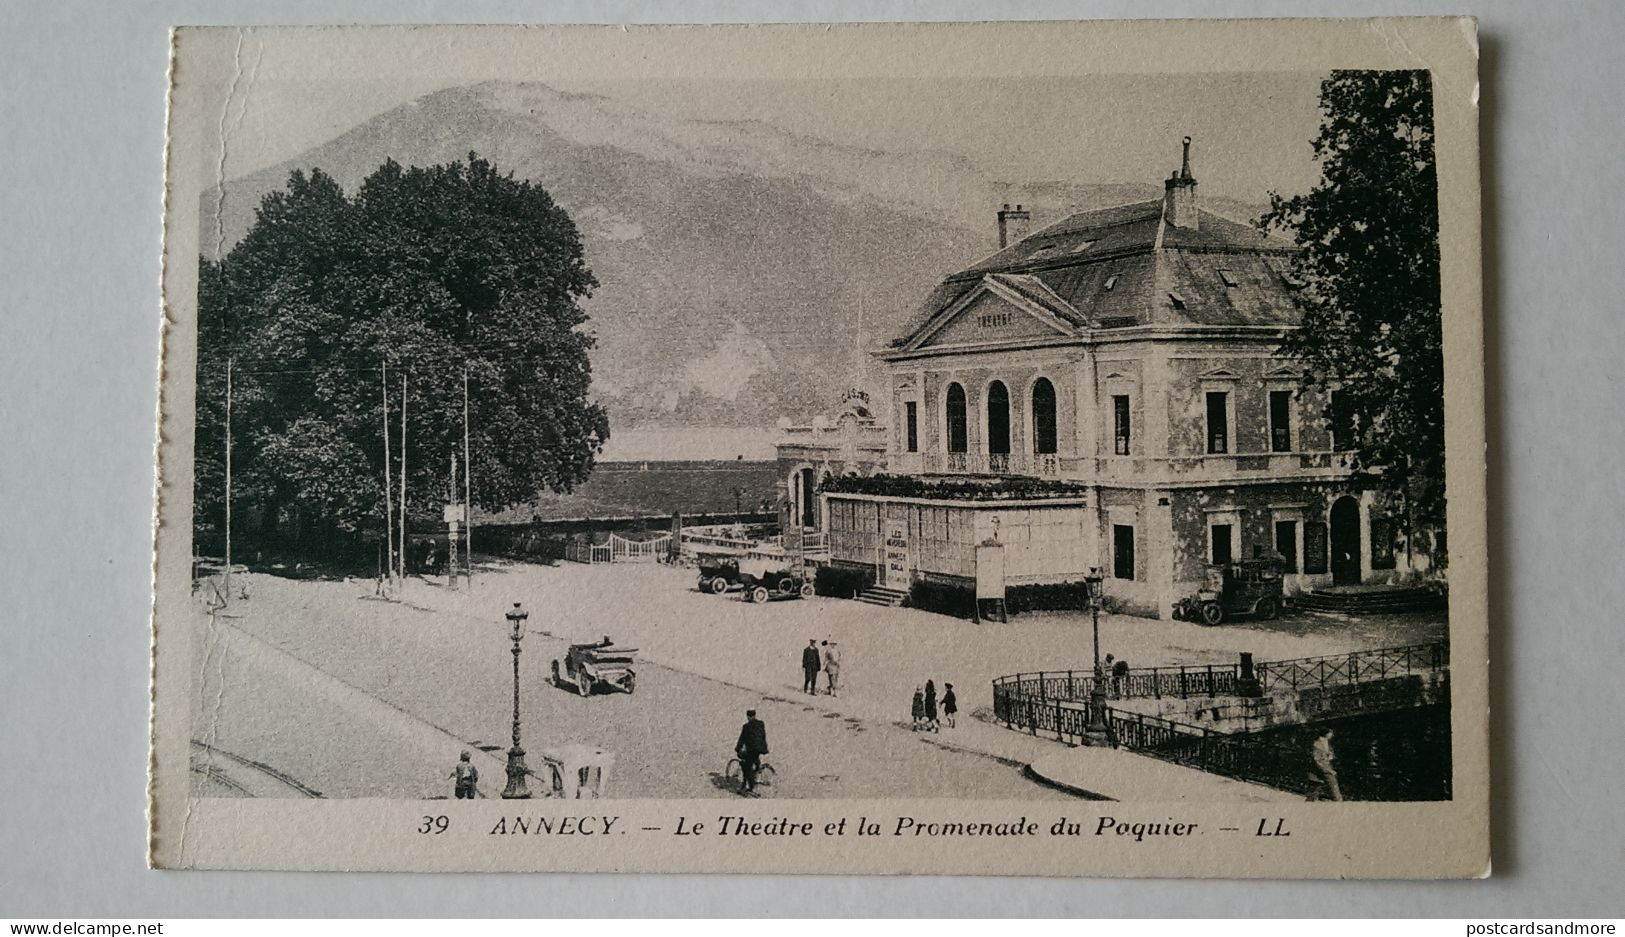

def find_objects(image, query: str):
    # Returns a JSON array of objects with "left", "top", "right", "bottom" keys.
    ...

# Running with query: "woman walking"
[
  {"left": 924, "top": 680, "right": 939, "bottom": 732},
  {"left": 910, "top": 687, "right": 925, "bottom": 731}
]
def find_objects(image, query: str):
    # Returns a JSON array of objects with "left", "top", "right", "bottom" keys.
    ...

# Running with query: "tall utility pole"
[
  {"left": 398, "top": 371, "right": 408, "bottom": 582},
  {"left": 463, "top": 366, "right": 472, "bottom": 590},
  {"left": 381, "top": 362, "right": 395, "bottom": 588},
  {"left": 447, "top": 453, "right": 460, "bottom": 589},
  {"left": 223, "top": 357, "right": 233, "bottom": 602}
]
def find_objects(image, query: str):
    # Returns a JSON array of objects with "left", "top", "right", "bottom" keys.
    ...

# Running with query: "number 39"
[{"left": 419, "top": 815, "right": 449, "bottom": 834}]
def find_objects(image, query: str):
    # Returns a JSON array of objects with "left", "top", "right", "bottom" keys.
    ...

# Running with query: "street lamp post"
[
  {"left": 501, "top": 602, "right": 532, "bottom": 799},
  {"left": 1084, "top": 567, "right": 1111, "bottom": 747}
]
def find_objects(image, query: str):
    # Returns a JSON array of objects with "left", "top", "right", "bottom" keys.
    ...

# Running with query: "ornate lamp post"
[
  {"left": 501, "top": 602, "right": 532, "bottom": 799},
  {"left": 1083, "top": 567, "right": 1111, "bottom": 747}
]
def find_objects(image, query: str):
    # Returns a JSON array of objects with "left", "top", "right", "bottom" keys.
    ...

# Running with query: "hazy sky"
[{"left": 225, "top": 71, "right": 1330, "bottom": 206}]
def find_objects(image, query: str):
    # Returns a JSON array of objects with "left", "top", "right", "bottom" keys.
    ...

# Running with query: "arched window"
[
  {"left": 1031, "top": 377, "right": 1057, "bottom": 455},
  {"left": 986, "top": 381, "right": 1011, "bottom": 455},
  {"left": 945, "top": 383, "right": 968, "bottom": 454}
]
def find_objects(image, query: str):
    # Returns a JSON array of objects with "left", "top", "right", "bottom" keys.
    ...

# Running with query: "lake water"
[{"left": 1255, "top": 704, "right": 1453, "bottom": 801}]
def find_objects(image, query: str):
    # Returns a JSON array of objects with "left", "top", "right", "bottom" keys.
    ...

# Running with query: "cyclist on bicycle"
[{"left": 735, "top": 709, "right": 769, "bottom": 793}]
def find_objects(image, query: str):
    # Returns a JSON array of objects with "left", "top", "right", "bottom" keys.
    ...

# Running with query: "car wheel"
[
  {"left": 777, "top": 577, "right": 796, "bottom": 595},
  {"left": 1199, "top": 601, "right": 1225, "bottom": 626},
  {"left": 751, "top": 586, "right": 769, "bottom": 604},
  {"left": 799, "top": 583, "right": 815, "bottom": 599},
  {"left": 1255, "top": 596, "right": 1280, "bottom": 620}
]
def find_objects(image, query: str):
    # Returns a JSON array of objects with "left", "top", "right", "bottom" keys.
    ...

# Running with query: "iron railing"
[
  {"left": 992, "top": 643, "right": 1447, "bottom": 706},
  {"left": 991, "top": 642, "right": 1449, "bottom": 795},
  {"left": 989, "top": 679, "right": 1319, "bottom": 795},
  {"left": 990, "top": 663, "right": 1241, "bottom": 704},
  {"left": 1255, "top": 643, "right": 1447, "bottom": 694},
  {"left": 1108, "top": 710, "right": 1321, "bottom": 795}
]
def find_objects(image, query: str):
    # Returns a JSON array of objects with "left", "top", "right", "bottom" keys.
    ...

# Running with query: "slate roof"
[{"left": 890, "top": 195, "right": 1303, "bottom": 347}]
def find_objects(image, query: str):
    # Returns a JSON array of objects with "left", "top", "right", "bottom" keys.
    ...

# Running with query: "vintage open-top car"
[
  {"left": 737, "top": 547, "right": 815, "bottom": 604},
  {"left": 696, "top": 552, "right": 743, "bottom": 594},
  {"left": 1171, "top": 558, "right": 1284, "bottom": 625},
  {"left": 552, "top": 637, "right": 638, "bottom": 696}
]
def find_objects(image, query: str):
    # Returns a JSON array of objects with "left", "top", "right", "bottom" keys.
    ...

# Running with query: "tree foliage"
[
  {"left": 195, "top": 154, "right": 608, "bottom": 555},
  {"left": 1262, "top": 70, "right": 1445, "bottom": 526}
]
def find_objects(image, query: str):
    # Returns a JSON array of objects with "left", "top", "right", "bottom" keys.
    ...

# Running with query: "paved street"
[
  {"left": 189, "top": 572, "right": 1076, "bottom": 800},
  {"left": 187, "top": 561, "right": 1443, "bottom": 801}
]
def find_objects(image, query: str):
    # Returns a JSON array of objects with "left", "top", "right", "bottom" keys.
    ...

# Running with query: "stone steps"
[
  {"left": 856, "top": 586, "right": 909, "bottom": 607},
  {"left": 1292, "top": 586, "right": 1445, "bottom": 614}
]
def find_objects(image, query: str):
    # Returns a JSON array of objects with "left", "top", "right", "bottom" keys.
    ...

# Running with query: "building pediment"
[{"left": 901, "top": 274, "right": 1083, "bottom": 352}]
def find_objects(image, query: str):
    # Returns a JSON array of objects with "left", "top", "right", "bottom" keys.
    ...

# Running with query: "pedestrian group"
[{"left": 800, "top": 637, "right": 842, "bottom": 696}]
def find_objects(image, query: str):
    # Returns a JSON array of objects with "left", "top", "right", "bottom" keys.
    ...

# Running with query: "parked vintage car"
[
  {"left": 1171, "top": 559, "right": 1284, "bottom": 625},
  {"left": 552, "top": 637, "right": 638, "bottom": 696},
  {"left": 696, "top": 553, "right": 743, "bottom": 594},
  {"left": 737, "top": 548, "right": 815, "bottom": 604}
]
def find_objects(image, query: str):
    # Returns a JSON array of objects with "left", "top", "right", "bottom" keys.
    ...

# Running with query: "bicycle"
[{"left": 724, "top": 755, "right": 777, "bottom": 794}]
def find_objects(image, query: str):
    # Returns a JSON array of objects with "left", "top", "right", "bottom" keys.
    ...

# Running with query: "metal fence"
[
  {"left": 989, "top": 679, "right": 1319, "bottom": 795},
  {"left": 990, "top": 642, "right": 1449, "bottom": 795},
  {"left": 1255, "top": 642, "right": 1447, "bottom": 694},
  {"left": 993, "top": 643, "right": 1447, "bottom": 706},
  {"left": 991, "top": 663, "right": 1241, "bottom": 705}
]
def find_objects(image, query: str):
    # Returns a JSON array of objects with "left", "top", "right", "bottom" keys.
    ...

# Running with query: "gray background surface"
[{"left": 2, "top": 0, "right": 1621, "bottom": 918}]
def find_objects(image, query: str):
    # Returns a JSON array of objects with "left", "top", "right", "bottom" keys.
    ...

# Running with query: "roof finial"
[{"left": 1181, "top": 136, "right": 1193, "bottom": 181}]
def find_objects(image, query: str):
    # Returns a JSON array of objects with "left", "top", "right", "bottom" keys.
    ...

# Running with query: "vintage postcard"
[{"left": 151, "top": 19, "right": 1488, "bottom": 877}]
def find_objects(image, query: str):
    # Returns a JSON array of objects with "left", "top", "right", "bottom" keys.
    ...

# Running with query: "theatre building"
[{"left": 819, "top": 140, "right": 1438, "bottom": 618}]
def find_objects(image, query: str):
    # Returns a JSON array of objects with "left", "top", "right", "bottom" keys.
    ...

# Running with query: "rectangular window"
[
  {"left": 1330, "top": 389, "right": 1356, "bottom": 451},
  {"left": 1112, "top": 524, "right": 1136, "bottom": 580},
  {"left": 1210, "top": 523, "right": 1234, "bottom": 565},
  {"left": 1275, "top": 520, "right": 1299, "bottom": 572},
  {"left": 1217, "top": 268, "right": 1239, "bottom": 288},
  {"left": 1371, "top": 516, "right": 1397, "bottom": 570},
  {"left": 904, "top": 401, "right": 918, "bottom": 452},
  {"left": 1206, "top": 391, "right": 1229, "bottom": 454},
  {"left": 1304, "top": 521, "right": 1329, "bottom": 574},
  {"left": 1112, "top": 395, "right": 1131, "bottom": 455},
  {"left": 1269, "top": 390, "right": 1293, "bottom": 452}
]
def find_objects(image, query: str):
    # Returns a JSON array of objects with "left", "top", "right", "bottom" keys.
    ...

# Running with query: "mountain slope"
[{"left": 202, "top": 82, "right": 1262, "bottom": 430}]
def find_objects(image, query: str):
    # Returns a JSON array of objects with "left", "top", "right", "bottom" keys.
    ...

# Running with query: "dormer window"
[
  {"left": 1103, "top": 275, "right": 1119, "bottom": 291},
  {"left": 1068, "top": 240, "right": 1095, "bottom": 254},
  {"left": 1168, "top": 292, "right": 1187, "bottom": 310},
  {"left": 1217, "top": 268, "right": 1239, "bottom": 288}
]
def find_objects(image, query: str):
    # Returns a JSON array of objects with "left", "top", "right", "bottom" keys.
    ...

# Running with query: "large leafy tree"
[
  {"left": 195, "top": 154, "right": 609, "bottom": 556},
  {"left": 1262, "top": 70, "right": 1445, "bottom": 528}
]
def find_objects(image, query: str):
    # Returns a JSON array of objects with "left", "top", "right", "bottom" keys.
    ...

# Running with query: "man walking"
[
  {"left": 822, "top": 640, "right": 841, "bottom": 697},
  {"left": 801, "top": 639, "right": 821, "bottom": 694},
  {"left": 734, "top": 709, "right": 769, "bottom": 794}
]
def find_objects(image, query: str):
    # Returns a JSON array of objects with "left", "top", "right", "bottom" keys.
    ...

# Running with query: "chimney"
[
  {"left": 1163, "top": 136, "right": 1199, "bottom": 230},
  {"left": 997, "top": 203, "right": 1031, "bottom": 248}
]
